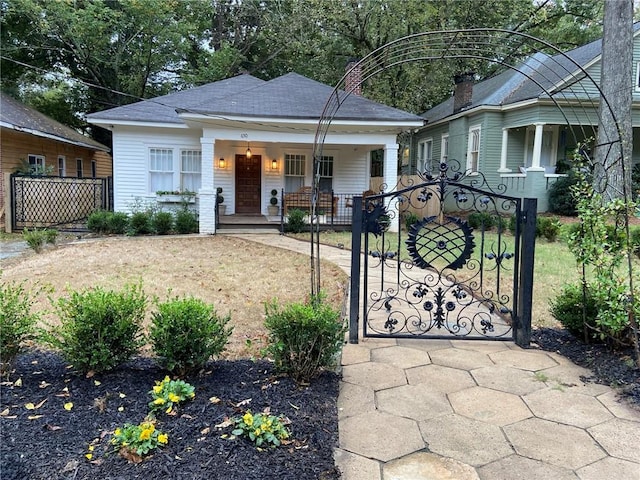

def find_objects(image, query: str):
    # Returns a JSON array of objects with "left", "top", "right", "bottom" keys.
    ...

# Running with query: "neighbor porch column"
[
  {"left": 530, "top": 123, "right": 545, "bottom": 171},
  {"left": 199, "top": 138, "right": 216, "bottom": 234},
  {"left": 383, "top": 143, "right": 399, "bottom": 232},
  {"left": 498, "top": 128, "right": 511, "bottom": 172}
]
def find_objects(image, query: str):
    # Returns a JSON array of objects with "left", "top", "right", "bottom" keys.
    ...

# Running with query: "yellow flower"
[
  {"left": 139, "top": 428, "right": 152, "bottom": 441},
  {"left": 168, "top": 393, "right": 180, "bottom": 403},
  {"left": 153, "top": 385, "right": 163, "bottom": 394},
  {"left": 163, "top": 376, "right": 171, "bottom": 383},
  {"left": 88, "top": 445, "right": 95, "bottom": 452},
  {"left": 254, "top": 428, "right": 261, "bottom": 436},
  {"left": 157, "top": 433, "right": 168, "bottom": 444},
  {"left": 165, "top": 406, "right": 172, "bottom": 414},
  {"left": 153, "top": 398, "right": 165, "bottom": 405},
  {"left": 85, "top": 453, "right": 93, "bottom": 460},
  {"left": 188, "top": 392, "right": 195, "bottom": 398},
  {"left": 114, "top": 428, "right": 121, "bottom": 436},
  {"left": 242, "top": 412, "right": 253, "bottom": 426}
]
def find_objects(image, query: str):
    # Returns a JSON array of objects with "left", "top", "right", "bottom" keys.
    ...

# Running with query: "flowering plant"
[
  {"left": 232, "top": 410, "right": 291, "bottom": 447},
  {"left": 111, "top": 421, "right": 168, "bottom": 459},
  {"left": 148, "top": 376, "right": 195, "bottom": 415}
]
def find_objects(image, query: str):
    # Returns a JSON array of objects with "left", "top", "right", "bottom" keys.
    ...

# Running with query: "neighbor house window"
[
  {"left": 317, "top": 155, "right": 334, "bottom": 192},
  {"left": 76, "top": 158, "right": 83, "bottom": 178},
  {"left": 149, "top": 148, "right": 173, "bottom": 192},
  {"left": 58, "top": 156, "right": 66, "bottom": 176},
  {"left": 91, "top": 160, "right": 97, "bottom": 178},
  {"left": 180, "top": 149, "right": 201, "bottom": 192},
  {"left": 418, "top": 138, "right": 433, "bottom": 173},
  {"left": 285, "top": 153, "right": 306, "bottom": 192},
  {"left": 467, "top": 125, "right": 481, "bottom": 173},
  {"left": 370, "top": 149, "right": 383, "bottom": 177},
  {"left": 441, "top": 134, "right": 449, "bottom": 163},
  {"left": 28, "top": 154, "right": 45, "bottom": 174}
]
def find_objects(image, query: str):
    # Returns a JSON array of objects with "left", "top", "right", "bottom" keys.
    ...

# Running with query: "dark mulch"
[
  {"left": 0, "top": 352, "right": 340, "bottom": 480},
  {"left": 532, "top": 327, "right": 640, "bottom": 405}
]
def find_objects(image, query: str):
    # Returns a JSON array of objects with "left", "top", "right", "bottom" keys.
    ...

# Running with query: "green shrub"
[
  {"left": 560, "top": 222, "right": 582, "bottom": 244},
  {"left": 403, "top": 212, "right": 419, "bottom": 231},
  {"left": 284, "top": 208, "right": 306, "bottom": 233},
  {"left": 87, "top": 210, "right": 110, "bottom": 233},
  {"left": 536, "top": 216, "right": 561, "bottom": 242},
  {"left": 548, "top": 172, "right": 578, "bottom": 216},
  {"left": 264, "top": 294, "right": 345, "bottom": 383},
  {"left": 630, "top": 227, "right": 640, "bottom": 258},
  {"left": 45, "top": 284, "right": 147, "bottom": 374},
  {"left": 106, "top": 212, "right": 129, "bottom": 234},
  {"left": 495, "top": 215, "right": 508, "bottom": 233},
  {"left": 150, "top": 297, "right": 233, "bottom": 375},
  {"left": 174, "top": 208, "right": 198, "bottom": 234},
  {"left": 549, "top": 282, "right": 599, "bottom": 340},
  {"left": 152, "top": 211, "right": 174, "bottom": 235},
  {"left": 467, "top": 211, "right": 495, "bottom": 230},
  {"left": 508, "top": 214, "right": 517, "bottom": 235},
  {"left": 604, "top": 224, "right": 626, "bottom": 253},
  {"left": 128, "top": 211, "right": 153, "bottom": 235},
  {"left": 0, "top": 282, "right": 40, "bottom": 373},
  {"left": 22, "top": 228, "right": 47, "bottom": 253},
  {"left": 44, "top": 228, "right": 58, "bottom": 244}
]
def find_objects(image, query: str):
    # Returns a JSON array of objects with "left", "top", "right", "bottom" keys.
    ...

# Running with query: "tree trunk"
[{"left": 595, "top": 0, "right": 633, "bottom": 202}]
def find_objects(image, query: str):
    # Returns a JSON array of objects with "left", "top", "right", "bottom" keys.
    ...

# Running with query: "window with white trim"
[
  {"left": 76, "top": 158, "right": 83, "bottom": 178},
  {"left": 180, "top": 150, "right": 201, "bottom": 192},
  {"left": 58, "top": 156, "right": 66, "bottom": 176},
  {"left": 441, "top": 134, "right": 449, "bottom": 163},
  {"left": 28, "top": 154, "right": 45, "bottom": 174},
  {"left": 417, "top": 138, "right": 433, "bottom": 173},
  {"left": 467, "top": 125, "right": 481, "bottom": 173},
  {"left": 149, "top": 148, "right": 173, "bottom": 192},
  {"left": 284, "top": 153, "right": 306, "bottom": 192},
  {"left": 317, "top": 155, "right": 334, "bottom": 192}
]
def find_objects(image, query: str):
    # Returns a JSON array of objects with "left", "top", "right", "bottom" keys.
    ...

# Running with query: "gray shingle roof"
[
  {"left": 88, "top": 72, "right": 423, "bottom": 124},
  {"left": 422, "top": 25, "right": 640, "bottom": 124},
  {"left": 1, "top": 92, "right": 109, "bottom": 151}
]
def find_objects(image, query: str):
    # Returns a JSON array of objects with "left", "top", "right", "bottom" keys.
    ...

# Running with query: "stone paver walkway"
[{"left": 229, "top": 233, "right": 640, "bottom": 480}]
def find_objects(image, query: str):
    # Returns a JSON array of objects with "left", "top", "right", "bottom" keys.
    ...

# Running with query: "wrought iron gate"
[
  {"left": 10, "top": 174, "right": 112, "bottom": 231},
  {"left": 348, "top": 162, "right": 536, "bottom": 347}
]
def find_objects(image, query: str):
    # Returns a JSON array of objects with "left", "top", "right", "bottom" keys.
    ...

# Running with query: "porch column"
[
  {"left": 383, "top": 143, "right": 399, "bottom": 232},
  {"left": 199, "top": 138, "right": 216, "bottom": 234},
  {"left": 530, "top": 123, "right": 545, "bottom": 171},
  {"left": 498, "top": 128, "right": 511, "bottom": 172}
]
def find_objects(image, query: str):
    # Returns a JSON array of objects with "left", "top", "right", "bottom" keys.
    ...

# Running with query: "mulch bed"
[{"left": 0, "top": 351, "right": 340, "bottom": 480}]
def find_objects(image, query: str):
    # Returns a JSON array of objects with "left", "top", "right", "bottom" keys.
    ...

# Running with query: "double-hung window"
[
  {"left": 76, "top": 158, "right": 83, "bottom": 178},
  {"left": 180, "top": 150, "right": 201, "bottom": 192},
  {"left": 58, "top": 156, "right": 66, "bottom": 176},
  {"left": 441, "top": 134, "right": 449, "bottom": 163},
  {"left": 284, "top": 153, "right": 306, "bottom": 192},
  {"left": 467, "top": 126, "right": 481, "bottom": 173},
  {"left": 28, "top": 154, "right": 45, "bottom": 174},
  {"left": 418, "top": 139, "right": 433, "bottom": 173},
  {"left": 317, "top": 155, "right": 334, "bottom": 192},
  {"left": 150, "top": 148, "right": 173, "bottom": 192}
]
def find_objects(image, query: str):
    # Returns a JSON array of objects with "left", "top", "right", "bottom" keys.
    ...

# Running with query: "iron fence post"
[
  {"left": 516, "top": 197, "right": 537, "bottom": 347},
  {"left": 349, "top": 196, "right": 363, "bottom": 344}
]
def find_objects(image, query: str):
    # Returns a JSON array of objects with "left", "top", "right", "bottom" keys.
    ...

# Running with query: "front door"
[{"left": 235, "top": 154, "right": 261, "bottom": 214}]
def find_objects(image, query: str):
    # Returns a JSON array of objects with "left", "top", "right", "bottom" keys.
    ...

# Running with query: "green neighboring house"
[{"left": 412, "top": 25, "right": 640, "bottom": 212}]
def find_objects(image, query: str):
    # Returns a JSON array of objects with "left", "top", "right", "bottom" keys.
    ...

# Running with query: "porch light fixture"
[
  {"left": 271, "top": 158, "right": 277, "bottom": 170},
  {"left": 246, "top": 143, "right": 252, "bottom": 159},
  {"left": 219, "top": 157, "right": 226, "bottom": 169}
]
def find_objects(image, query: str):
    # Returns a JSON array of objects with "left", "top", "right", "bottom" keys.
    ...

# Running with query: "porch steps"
[{"left": 216, "top": 215, "right": 281, "bottom": 234}]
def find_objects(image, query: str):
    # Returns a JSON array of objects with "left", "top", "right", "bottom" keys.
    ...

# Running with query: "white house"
[{"left": 87, "top": 72, "right": 424, "bottom": 233}]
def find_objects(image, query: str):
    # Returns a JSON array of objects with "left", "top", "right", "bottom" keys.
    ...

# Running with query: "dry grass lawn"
[{"left": 0, "top": 235, "right": 348, "bottom": 359}]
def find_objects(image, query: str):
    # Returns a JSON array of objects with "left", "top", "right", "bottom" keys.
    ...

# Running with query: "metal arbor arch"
[{"left": 308, "top": 28, "right": 633, "bottom": 344}]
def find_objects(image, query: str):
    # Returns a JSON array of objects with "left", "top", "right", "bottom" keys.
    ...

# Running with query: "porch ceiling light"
[{"left": 246, "top": 143, "right": 252, "bottom": 159}]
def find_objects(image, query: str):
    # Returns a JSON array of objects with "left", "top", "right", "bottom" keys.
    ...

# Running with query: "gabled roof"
[
  {"left": 422, "top": 24, "right": 640, "bottom": 125},
  {"left": 1, "top": 92, "right": 109, "bottom": 151},
  {"left": 88, "top": 72, "right": 424, "bottom": 125}
]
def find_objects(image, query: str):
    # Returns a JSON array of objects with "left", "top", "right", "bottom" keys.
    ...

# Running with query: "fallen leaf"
[
  {"left": 89, "top": 459, "right": 104, "bottom": 466},
  {"left": 93, "top": 380, "right": 101, "bottom": 386},
  {"left": 118, "top": 392, "right": 126, "bottom": 398},
  {"left": 215, "top": 417, "right": 234, "bottom": 429},
  {"left": 30, "top": 360, "right": 38, "bottom": 365},
  {"left": 39, "top": 381, "right": 50, "bottom": 389},
  {"left": 25, "top": 398, "right": 47, "bottom": 410},
  {"left": 62, "top": 387, "right": 69, "bottom": 392},
  {"left": 85, "top": 370, "right": 94, "bottom": 378},
  {"left": 14, "top": 378, "right": 22, "bottom": 387},
  {"left": 45, "top": 424, "right": 62, "bottom": 431},
  {"left": 28, "top": 415, "right": 44, "bottom": 420},
  {"left": 64, "top": 402, "right": 73, "bottom": 411},
  {"left": 235, "top": 398, "right": 252, "bottom": 407},
  {"left": 0, "top": 408, "right": 9, "bottom": 416},
  {"left": 62, "top": 460, "right": 78, "bottom": 473},
  {"left": 209, "top": 396, "right": 221, "bottom": 404},
  {"left": 117, "top": 406, "right": 124, "bottom": 412},
  {"left": 200, "top": 427, "right": 210, "bottom": 435},
  {"left": 288, "top": 402, "right": 300, "bottom": 410}
]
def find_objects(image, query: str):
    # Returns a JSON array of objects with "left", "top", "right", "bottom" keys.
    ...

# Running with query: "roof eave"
[
  {"left": 1, "top": 121, "right": 110, "bottom": 152},
  {"left": 86, "top": 118, "right": 187, "bottom": 129}
]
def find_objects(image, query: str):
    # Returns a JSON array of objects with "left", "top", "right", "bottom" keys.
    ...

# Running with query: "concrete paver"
[{"left": 231, "top": 234, "right": 640, "bottom": 480}]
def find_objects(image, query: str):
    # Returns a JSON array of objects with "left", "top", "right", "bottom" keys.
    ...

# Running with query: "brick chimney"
[
  {"left": 345, "top": 59, "right": 362, "bottom": 96},
  {"left": 453, "top": 73, "right": 474, "bottom": 113}
]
